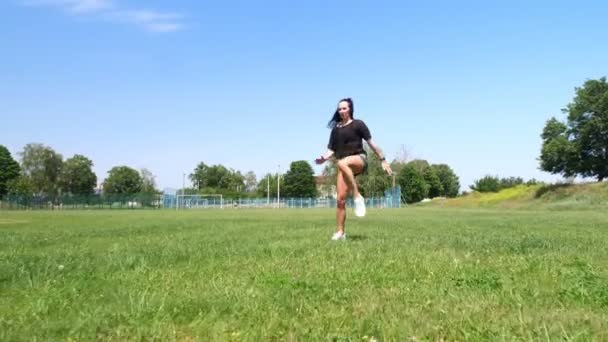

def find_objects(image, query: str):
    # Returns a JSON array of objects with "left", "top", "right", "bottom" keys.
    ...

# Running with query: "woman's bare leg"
[
  {"left": 336, "top": 155, "right": 364, "bottom": 198},
  {"left": 336, "top": 171, "right": 348, "bottom": 233}
]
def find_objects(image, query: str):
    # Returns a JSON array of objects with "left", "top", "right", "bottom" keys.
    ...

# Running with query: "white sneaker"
[
  {"left": 354, "top": 195, "right": 366, "bottom": 217},
  {"left": 331, "top": 231, "right": 346, "bottom": 241}
]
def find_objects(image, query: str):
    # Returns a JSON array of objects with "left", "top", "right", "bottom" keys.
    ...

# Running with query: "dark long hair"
[{"left": 327, "top": 98, "right": 354, "bottom": 129}]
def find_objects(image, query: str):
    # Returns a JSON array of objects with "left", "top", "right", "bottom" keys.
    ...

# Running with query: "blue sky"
[{"left": 1, "top": 0, "right": 607, "bottom": 191}]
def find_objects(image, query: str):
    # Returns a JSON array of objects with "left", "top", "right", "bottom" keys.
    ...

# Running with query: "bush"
[
  {"left": 471, "top": 176, "right": 540, "bottom": 193},
  {"left": 470, "top": 175, "right": 501, "bottom": 192}
]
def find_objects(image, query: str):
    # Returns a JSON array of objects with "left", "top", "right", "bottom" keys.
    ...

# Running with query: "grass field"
[{"left": 1, "top": 208, "right": 608, "bottom": 341}]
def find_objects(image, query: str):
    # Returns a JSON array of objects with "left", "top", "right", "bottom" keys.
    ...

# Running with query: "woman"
[{"left": 315, "top": 98, "right": 392, "bottom": 240}]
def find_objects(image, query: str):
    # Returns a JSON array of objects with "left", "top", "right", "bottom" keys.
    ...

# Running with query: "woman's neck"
[{"left": 339, "top": 118, "right": 352, "bottom": 126}]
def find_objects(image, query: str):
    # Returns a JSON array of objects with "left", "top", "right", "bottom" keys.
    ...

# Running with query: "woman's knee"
[
  {"left": 337, "top": 191, "right": 348, "bottom": 201},
  {"left": 337, "top": 159, "right": 350, "bottom": 172}
]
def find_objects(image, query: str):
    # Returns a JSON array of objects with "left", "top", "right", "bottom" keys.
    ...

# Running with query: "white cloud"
[
  {"left": 67, "top": 0, "right": 112, "bottom": 13},
  {"left": 144, "top": 22, "right": 183, "bottom": 33},
  {"left": 22, "top": 0, "right": 113, "bottom": 13},
  {"left": 20, "top": 0, "right": 185, "bottom": 33},
  {"left": 111, "top": 10, "right": 185, "bottom": 33}
]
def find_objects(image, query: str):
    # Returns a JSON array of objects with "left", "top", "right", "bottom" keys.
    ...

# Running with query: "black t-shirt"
[{"left": 328, "top": 119, "right": 372, "bottom": 159}]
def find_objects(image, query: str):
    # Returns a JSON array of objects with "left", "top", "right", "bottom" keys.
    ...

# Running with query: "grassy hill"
[{"left": 421, "top": 181, "right": 608, "bottom": 210}]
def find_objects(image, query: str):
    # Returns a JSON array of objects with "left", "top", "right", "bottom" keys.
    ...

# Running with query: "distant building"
[
  {"left": 94, "top": 183, "right": 103, "bottom": 195},
  {"left": 315, "top": 175, "right": 336, "bottom": 199}
]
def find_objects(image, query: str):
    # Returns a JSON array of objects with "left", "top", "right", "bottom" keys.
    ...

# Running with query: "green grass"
[{"left": 1, "top": 208, "right": 608, "bottom": 340}]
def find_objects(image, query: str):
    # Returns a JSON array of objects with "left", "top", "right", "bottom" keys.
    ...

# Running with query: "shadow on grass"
[
  {"left": 347, "top": 234, "right": 368, "bottom": 241},
  {"left": 535, "top": 183, "right": 572, "bottom": 198}
]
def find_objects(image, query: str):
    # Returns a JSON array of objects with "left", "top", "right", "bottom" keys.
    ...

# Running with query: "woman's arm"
[
  {"left": 366, "top": 139, "right": 393, "bottom": 175},
  {"left": 315, "top": 149, "right": 335, "bottom": 164}
]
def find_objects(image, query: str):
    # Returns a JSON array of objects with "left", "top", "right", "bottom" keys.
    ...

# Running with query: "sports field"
[{"left": 1, "top": 208, "right": 607, "bottom": 340}]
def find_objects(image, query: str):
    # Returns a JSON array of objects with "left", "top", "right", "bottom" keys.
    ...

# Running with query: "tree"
[
  {"left": 19, "top": 143, "right": 63, "bottom": 196},
  {"left": 59, "top": 154, "right": 97, "bottom": 195},
  {"left": 423, "top": 166, "right": 444, "bottom": 198},
  {"left": 191, "top": 162, "right": 244, "bottom": 191},
  {"left": 390, "top": 145, "right": 409, "bottom": 177},
  {"left": 0, "top": 145, "right": 20, "bottom": 197},
  {"left": 358, "top": 151, "right": 392, "bottom": 197},
  {"left": 6, "top": 175, "right": 35, "bottom": 197},
  {"left": 140, "top": 168, "right": 157, "bottom": 194},
  {"left": 282, "top": 161, "right": 317, "bottom": 198},
  {"left": 539, "top": 118, "right": 579, "bottom": 178},
  {"left": 103, "top": 166, "right": 142, "bottom": 194},
  {"left": 226, "top": 170, "right": 245, "bottom": 192},
  {"left": 540, "top": 77, "right": 608, "bottom": 181},
  {"left": 499, "top": 176, "right": 524, "bottom": 189},
  {"left": 397, "top": 163, "right": 428, "bottom": 203},
  {"left": 406, "top": 159, "right": 443, "bottom": 198},
  {"left": 244, "top": 171, "right": 257, "bottom": 192},
  {"left": 256, "top": 173, "right": 284, "bottom": 197},
  {"left": 431, "top": 164, "right": 460, "bottom": 197},
  {"left": 317, "top": 161, "right": 338, "bottom": 198},
  {"left": 389, "top": 160, "right": 406, "bottom": 180},
  {"left": 190, "top": 162, "right": 210, "bottom": 189},
  {"left": 407, "top": 159, "right": 430, "bottom": 174},
  {"left": 207, "top": 165, "right": 229, "bottom": 188},
  {"left": 470, "top": 175, "right": 501, "bottom": 192},
  {"left": 471, "top": 175, "right": 530, "bottom": 193}
]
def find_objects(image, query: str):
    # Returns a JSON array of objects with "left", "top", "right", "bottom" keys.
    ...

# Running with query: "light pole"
[{"left": 277, "top": 164, "right": 280, "bottom": 208}]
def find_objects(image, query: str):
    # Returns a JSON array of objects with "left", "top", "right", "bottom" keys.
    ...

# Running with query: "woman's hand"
[
  {"left": 381, "top": 160, "right": 393, "bottom": 175},
  {"left": 315, "top": 156, "right": 326, "bottom": 165}
]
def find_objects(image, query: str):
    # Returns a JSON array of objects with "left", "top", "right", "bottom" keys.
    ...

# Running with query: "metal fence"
[
  {"left": 166, "top": 187, "right": 403, "bottom": 209},
  {"left": 1, "top": 187, "right": 403, "bottom": 210},
  {"left": 169, "top": 197, "right": 397, "bottom": 209},
  {"left": 0, "top": 193, "right": 161, "bottom": 210}
]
